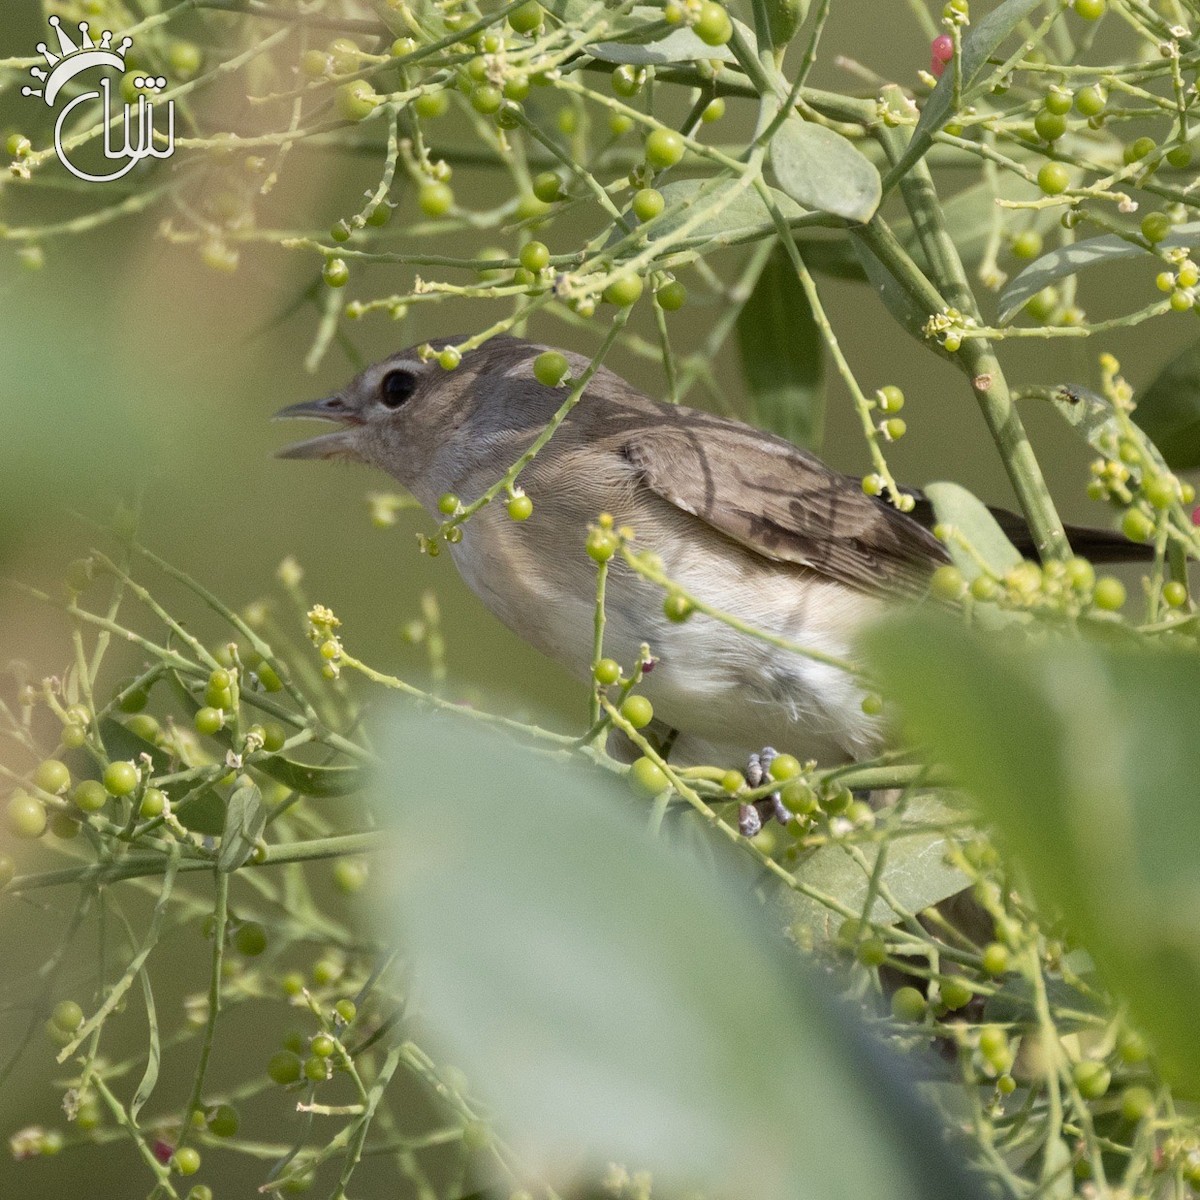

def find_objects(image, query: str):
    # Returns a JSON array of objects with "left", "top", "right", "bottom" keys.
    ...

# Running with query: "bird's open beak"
[{"left": 273, "top": 394, "right": 361, "bottom": 461}]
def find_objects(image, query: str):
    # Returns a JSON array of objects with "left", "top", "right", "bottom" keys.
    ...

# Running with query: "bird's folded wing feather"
[{"left": 619, "top": 417, "right": 948, "bottom": 595}]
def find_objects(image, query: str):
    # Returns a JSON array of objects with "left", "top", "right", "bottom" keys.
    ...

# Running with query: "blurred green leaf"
[
  {"left": 374, "top": 712, "right": 984, "bottom": 1200},
  {"left": 770, "top": 119, "right": 882, "bottom": 224},
  {"left": 865, "top": 612, "right": 1200, "bottom": 1093},
  {"left": 218, "top": 780, "right": 266, "bottom": 872},
  {"left": 645, "top": 179, "right": 805, "bottom": 247},
  {"left": 255, "top": 755, "right": 365, "bottom": 798},
  {"left": 736, "top": 241, "right": 825, "bottom": 450},
  {"left": 589, "top": 19, "right": 749, "bottom": 63},
  {"left": 998, "top": 224, "right": 1200, "bottom": 324},
  {"left": 1134, "top": 336, "right": 1200, "bottom": 469},
  {"left": 888, "top": 0, "right": 1047, "bottom": 184},
  {"left": 784, "top": 792, "right": 970, "bottom": 944},
  {"left": 924, "top": 481, "right": 1022, "bottom": 581}
]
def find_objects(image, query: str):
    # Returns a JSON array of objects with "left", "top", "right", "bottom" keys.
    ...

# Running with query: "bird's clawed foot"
[{"left": 737, "top": 746, "right": 794, "bottom": 837}]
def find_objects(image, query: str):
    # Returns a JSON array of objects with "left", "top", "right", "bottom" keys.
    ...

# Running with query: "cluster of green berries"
[{"left": 928, "top": 555, "right": 1127, "bottom": 615}]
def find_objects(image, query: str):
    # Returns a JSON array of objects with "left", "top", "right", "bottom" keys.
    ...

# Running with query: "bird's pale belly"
[{"left": 449, "top": 516, "right": 886, "bottom": 767}]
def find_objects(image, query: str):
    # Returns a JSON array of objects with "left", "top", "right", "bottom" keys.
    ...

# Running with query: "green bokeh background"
[{"left": 0, "top": 1, "right": 1192, "bottom": 1194}]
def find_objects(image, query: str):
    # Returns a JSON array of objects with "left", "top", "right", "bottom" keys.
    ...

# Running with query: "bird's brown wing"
[{"left": 618, "top": 413, "right": 948, "bottom": 596}]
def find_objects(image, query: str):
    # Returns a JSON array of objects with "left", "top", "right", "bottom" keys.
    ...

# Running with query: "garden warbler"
[{"left": 276, "top": 336, "right": 1141, "bottom": 768}]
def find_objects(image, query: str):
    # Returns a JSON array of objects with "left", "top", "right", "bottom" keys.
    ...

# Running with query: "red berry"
[{"left": 931, "top": 35, "right": 953, "bottom": 62}]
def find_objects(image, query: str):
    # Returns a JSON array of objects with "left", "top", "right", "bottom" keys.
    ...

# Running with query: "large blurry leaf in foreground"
[
  {"left": 0, "top": 262, "right": 142, "bottom": 559},
  {"left": 736, "top": 241, "right": 824, "bottom": 450},
  {"left": 1133, "top": 335, "right": 1200, "bottom": 469},
  {"left": 373, "top": 712, "right": 983, "bottom": 1200},
  {"left": 865, "top": 613, "right": 1200, "bottom": 1092}
]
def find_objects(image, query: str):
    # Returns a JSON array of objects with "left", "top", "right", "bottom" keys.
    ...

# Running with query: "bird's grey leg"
[{"left": 739, "top": 746, "right": 794, "bottom": 836}]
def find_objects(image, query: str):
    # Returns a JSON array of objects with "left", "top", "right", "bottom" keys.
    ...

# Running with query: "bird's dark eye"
[{"left": 380, "top": 369, "right": 417, "bottom": 409}]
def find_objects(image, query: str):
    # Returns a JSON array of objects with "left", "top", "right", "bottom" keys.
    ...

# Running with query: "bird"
[{"left": 275, "top": 335, "right": 1144, "bottom": 773}]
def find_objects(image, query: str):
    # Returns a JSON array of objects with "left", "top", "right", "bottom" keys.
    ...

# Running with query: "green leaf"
[
  {"left": 644, "top": 179, "right": 805, "bottom": 247},
  {"left": 129, "top": 968, "right": 161, "bottom": 1124},
  {"left": 373, "top": 711, "right": 986, "bottom": 1200},
  {"left": 736, "top": 241, "right": 825, "bottom": 450},
  {"left": 783, "top": 792, "right": 971, "bottom": 945},
  {"left": 1051, "top": 384, "right": 1170, "bottom": 483},
  {"left": 1134, "top": 335, "right": 1200, "bottom": 469},
  {"left": 770, "top": 118, "right": 882, "bottom": 224},
  {"left": 864, "top": 612, "right": 1200, "bottom": 1094},
  {"left": 255, "top": 755, "right": 365, "bottom": 798},
  {"left": 588, "top": 21, "right": 748, "bottom": 63},
  {"left": 888, "top": 0, "right": 1048, "bottom": 185},
  {"left": 998, "top": 223, "right": 1200, "bottom": 324},
  {"left": 924, "top": 481, "right": 1023, "bottom": 581},
  {"left": 218, "top": 781, "right": 266, "bottom": 873}
]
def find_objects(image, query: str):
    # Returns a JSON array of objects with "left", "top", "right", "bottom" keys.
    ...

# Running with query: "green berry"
[
  {"left": 366, "top": 203, "right": 392, "bottom": 227},
  {"left": 328, "top": 37, "right": 362, "bottom": 73},
  {"left": 268, "top": 1051, "right": 302, "bottom": 1085},
  {"left": 438, "top": 346, "right": 462, "bottom": 371},
  {"left": 262, "top": 722, "right": 287, "bottom": 752},
  {"left": 1075, "top": 84, "right": 1106, "bottom": 116},
  {"left": 34, "top": 759, "right": 70, "bottom": 796},
  {"left": 304, "top": 1056, "right": 329, "bottom": 1082},
  {"left": 645, "top": 128, "right": 685, "bottom": 170},
  {"left": 940, "top": 979, "right": 973, "bottom": 1010},
  {"left": 52, "top": 999, "right": 84, "bottom": 1032},
  {"left": 603, "top": 274, "right": 644, "bottom": 307},
  {"left": 978, "top": 1025, "right": 1007, "bottom": 1059},
  {"left": 195, "top": 707, "right": 224, "bottom": 736},
  {"left": 418, "top": 181, "right": 454, "bottom": 218},
  {"left": 1034, "top": 110, "right": 1066, "bottom": 142},
  {"left": 235, "top": 922, "right": 267, "bottom": 956},
  {"left": 982, "top": 942, "right": 1009, "bottom": 975},
  {"left": 655, "top": 280, "right": 687, "bottom": 311},
  {"left": 507, "top": 494, "right": 533, "bottom": 521},
  {"left": 721, "top": 769, "right": 745, "bottom": 793},
  {"left": 323, "top": 258, "right": 349, "bottom": 288},
  {"left": 890, "top": 986, "right": 927, "bottom": 1022},
  {"left": 701, "top": 97, "right": 725, "bottom": 123},
  {"left": 508, "top": 0, "right": 543, "bottom": 33},
  {"left": 630, "top": 756, "right": 669, "bottom": 794},
  {"left": 1043, "top": 88, "right": 1072, "bottom": 115},
  {"left": 1073, "top": 0, "right": 1105, "bottom": 17},
  {"left": 1072, "top": 1060, "right": 1111, "bottom": 1099},
  {"left": 695, "top": 1, "right": 733, "bottom": 46},
  {"left": 877, "top": 384, "right": 905, "bottom": 412},
  {"left": 1037, "top": 162, "right": 1070, "bottom": 195},
  {"left": 332, "top": 858, "right": 368, "bottom": 893},
  {"left": 1141, "top": 211, "right": 1171, "bottom": 244},
  {"left": 1122, "top": 508, "right": 1155, "bottom": 542},
  {"left": 593, "top": 658, "right": 622, "bottom": 686},
  {"left": 611, "top": 66, "right": 640, "bottom": 98},
  {"left": 519, "top": 241, "right": 550, "bottom": 272},
  {"left": 1093, "top": 576, "right": 1125, "bottom": 610},
  {"left": 335, "top": 998, "right": 357, "bottom": 1022},
  {"left": 662, "top": 592, "right": 693, "bottom": 622},
  {"left": 532, "top": 172, "right": 563, "bottom": 203},
  {"left": 883, "top": 417, "right": 907, "bottom": 441},
  {"left": 103, "top": 761, "right": 139, "bottom": 797},
  {"left": 140, "top": 788, "right": 167, "bottom": 819},
  {"left": 780, "top": 779, "right": 818, "bottom": 814},
  {"left": 330, "top": 220, "right": 351, "bottom": 243},
  {"left": 1124, "top": 136, "right": 1155, "bottom": 164},
  {"left": 1167, "top": 145, "right": 1192, "bottom": 169},
  {"left": 621, "top": 695, "right": 654, "bottom": 729},
  {"left": 930, "top": 564, "right": 966, "bottom": 601},
  {"left": 1144, "top": 475, "right": 1177, "bottom": 509},
  {"left": 71, "top": 779, "right": 107, "bottom": 813},
  {"left": 208, "top": 1104, "right": 239, "bottom": 1138},
  {"left": 856, "top": 937, "right": 887, "bottom": 967},
  {"left": 470, "top": 84, "right": 503, "bottom": 115},
  {"left": 62, "top": 723, "right": 87, "bottom": 749},
  {"left": 116, "top": 681, "right": 149, "bottom": 713},
  {"left": 311, "top": 1033, "right": 336, "bottom": 1058},
  {"left": 609, "top": 112, "right": 634, "bottom": 136},
  {"left": 769, "top": 753, "right": 802, "bottom": 782},
  {"left": 632, "top": 188, "right": 665, "bottom": 222},
  {"left": 1120, "top": 1084, "right": 1154, "bottom": 1122},
  {"left": 173, "top": 1147, "right": 202, "bottom": 1176},
  {"left": 335, "top": 81, "right": 378, "bottom": 122},
  {"left": 533, "top": 351, "right": 569, "bottom": 387},
  {"left": 586, "top": 528, "right": 618, "bottom": 562},
  {"left": 414, "top": 91, "right": 450, "bottom": 119},
  {"left": 1164, "top": 578, "right": 1189, "bottom": 606},
  {"left": 1025, "top": 285, "right": 1059, "bottom": 321}
]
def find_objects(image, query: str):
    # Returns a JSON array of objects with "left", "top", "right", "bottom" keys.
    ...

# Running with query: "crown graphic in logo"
[{"left": 21, "top": 16, "right": 132, "bottom": 107}]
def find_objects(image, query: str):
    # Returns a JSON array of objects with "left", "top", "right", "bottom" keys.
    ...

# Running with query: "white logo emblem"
[{"left": 21, "top": 16, "right": 176, "bottom": 183}]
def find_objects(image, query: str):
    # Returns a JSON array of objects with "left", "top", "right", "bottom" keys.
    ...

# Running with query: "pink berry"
[
  {"left": 932, "top": 34, "right": 954, "bottom": 62},
  {"left": 153, "top": 1140, "right": 174, "bottom": 1165},
  {"left": 1192, "top": 505, "right": 1200, "bottom": 526},
  {"left": 931, "top": 56, "right": 946, "bottom": 77}
]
